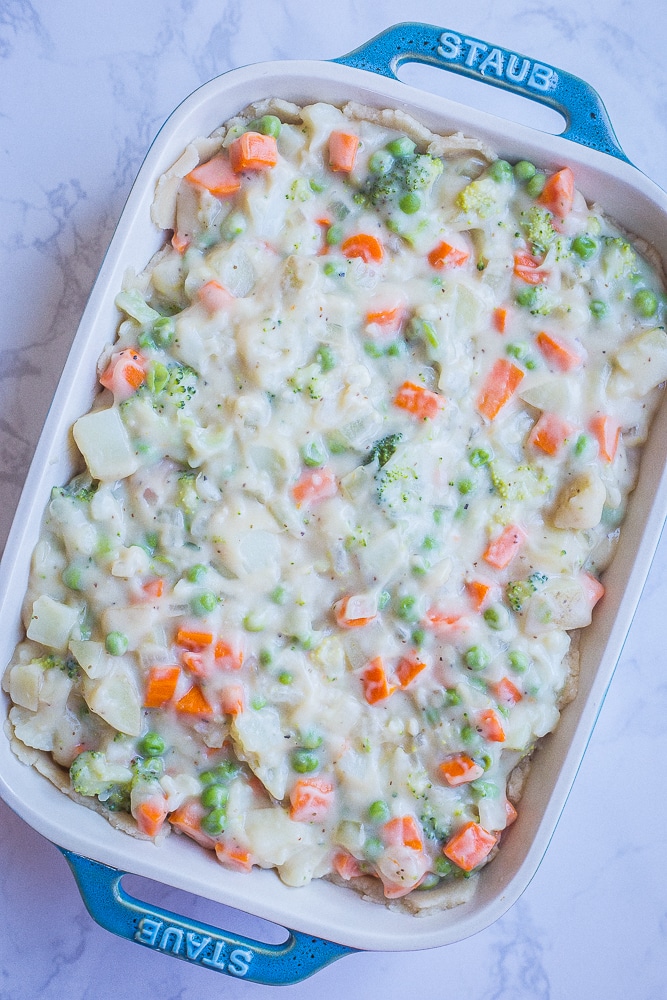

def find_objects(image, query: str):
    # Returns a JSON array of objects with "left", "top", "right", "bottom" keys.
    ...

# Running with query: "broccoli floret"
[
  {"left": 364, "top": 432, "right": 403, "bottom": 468},
  {"left": 144, "top": 362, "right": 199, "bottom": 411},
  {"left": 515, "top": 284, "right": 555, "bottom": 316},
  {"left": 34, "top": 653, "right": 79, "bottom": 678},
  {"left": 403, "top": 154, "right": 444, "bottom": 192},
  {"left": 69, "top": 751, "right": 133, "bottom": 799},
  {"left": 365, "top": 153, "right": 443, "bottom": 206},
  {"left": 522, "top": 206, "right": 556, "bottom": 257},
  {"left": 601, "top": 236, "right": 638, "bottom": 280},
  {"left": 176, "top": 471, "right": 199, "bottom": 516},
  {"left": 456, "top": 174, "right": 509, "bottom": 220},
  {"left": 51, "top": 474, "right": 98, "bottom": 504},
  {"left": 506, "top": 579, "right": 536, "bottom": 612}
]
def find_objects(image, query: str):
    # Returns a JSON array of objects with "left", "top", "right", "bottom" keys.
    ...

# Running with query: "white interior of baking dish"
[{"left": 2, "top": 58, "right": 667, "bottom": 953}]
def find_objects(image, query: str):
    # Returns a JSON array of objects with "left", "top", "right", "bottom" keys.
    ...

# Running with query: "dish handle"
[
  {"left": 60, "top": 849, "right": 354, "bottom": 985},
  {"left": 333, "top": 22, "right": 629, "bottom": 162}
]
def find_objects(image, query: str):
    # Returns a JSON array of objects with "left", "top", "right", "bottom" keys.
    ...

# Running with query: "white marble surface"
[{"left": 1, "top": 1, "right": 667, "bottom": 996}]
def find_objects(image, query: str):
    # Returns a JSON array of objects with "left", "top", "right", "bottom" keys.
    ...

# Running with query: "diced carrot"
[
  {"left": 99, "top": 348, "right": 147, "bottom": 401},
  {"left": 476, "top": 358, "right": 524, "bottom": 420},
  {"left": 439, "top": 753, "right": 485, "bottom": 787},
  {"left": 443, "top": 821, "right": 497, "bottom": 871},
  {"left": 186, "top": 153, "right": 241, "bottom": 196},
  {"left": 142, "top": 578, "right": 164, "bottom": 599},
  {"left": 382, "top": 815, "right": 423, "bottom": 851},
  {"left": 214, "top": 638, "right": 244, "bottom": 670},
  {"left": 395, "top": 654, "right": 427, "bottom": 688},
  {"left": 465, "top": 579, "right": 493, "bottom": 611},
  {"left": 476, "top": 708, "right": 506, "bottom": 742},
  {"left": 539, "top": 166, "right": 575, "bottom": 218},
  {"left": 196, "top": 279, "right": 234, "bottom": 313},
  {"left": 328, "top": 130, "right": 360, "bottom": 173},
  {"left": 289, "top": 778, "right": 335, "bottom": 822},
  {"left": 492, "top": 676, "right": 523, "bottom": 705},
  {"left": 174, "top": 685, "right": 213, "bottom": 716},
  {"left": 427, "top": 241, "right": 470, "bottom": 270},
  {"left": 169, "top": 799, "right": 217, "bottom": 850},
  {"left": 215, "top": 841, "right": 254, "bottom": 873},
  {"left": 291, "top": 466, "right": 338, "bottom": 508},
  {"left": 228, "top": 131, "right": 278, "bottom": 172},
  {"left": 143, "top": 665, "right": 180, "bottom": 708},
  {"left": 360, "top": 657, "right": 396, "bottom": 705},
  {"left": 332, "top": 851, "right": 363, "bottom": 881},
  {"left": 181, "top": 650, "right": 210, "bottom": 678},
  {"left": 171, "top": 231, "right": 190, "bottom": 254},
  {"left": 581, "top": 571, "right": 605, "bottom": 608},
  {"left": 423, "top": 608, "right": 468, "bottom": 637},
  {"left": 365, "top": 304, "right": 406, "bottom": 335},
  {"left": 589, "top": 414, "right": 620, "bottom": 462},
  {"left": 176, "top": 628, "right": 214, "bottom": 650},
  {"left": 335, "top": 594, "right": 377, "bottom": 628},
  {"left": 505, "top": 800, "right": 518, "bottom": 827},
  {"left": 513, "top": 251, "right": 547, "bottom": 285},
  {"left": 492, "top": 306, "right": 508, "bottom": 333},
  {"left": 379, "top": 872, "right": 428, "bottom": 899},
  {"left": 393, "top": 381, "right": 445, "bottom": 420},
  {"left": 220, "top": 683, "right": 245, "bottom": 716},
  {"left": 340, "top": 233, "right": 384, "bottom": 263},
  {"left": 536, "top": 331, "right": 585, "bottom": 372},
  {"left": 528, "top": 412, "right": 574, "bottom": 456},
  {"left": 483, "top": 524, "right": 526, "bottom": 570},
  {"left": 135, "top": 797, "right": 168, "bottom": 838}
]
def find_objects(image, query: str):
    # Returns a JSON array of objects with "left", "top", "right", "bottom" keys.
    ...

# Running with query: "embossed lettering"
[
  {"left": 135, "top": 917, "right": 162, "bottom": 947},
  {"left": 437, "top": 31, "right": 462, "bottom": 59},
  {"left": 159, "top": 926, "right": 184, "bottom": 954},
  {"left": 228, "top": 948, "right": 254, "bottom": 978},
  {"left": 528, "top": 63, "right": 558, "bottom": 91},
  {"left": 202, "top": 940, "right": 229, "bottom": 971},
  {"left": 506, "top": 54, "right": 530, "bottom": 83},
  {"left": 479, "top": 47, "right": 504, "bottom": 77},
  {"left": 186, "top": 932, "right": 212, "bottom": 961},
  {"left": 463, "top": 38, "right": 488, "bottom": 67}
]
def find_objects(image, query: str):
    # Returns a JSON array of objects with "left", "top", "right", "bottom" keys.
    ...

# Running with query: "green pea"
[
  {"left": 509, "top": 650, "right": 530, "bottom": 673},
  {"left": 411, "top": 628, "right": 426, "bottom": 647},
  {"left": 386, "top": 136, "right": 416, "bottom": 158},
  {"left": 483, "top": 604, "right": 510, "bottom": 630},
  {"left": 186, "top": 564, "right": 207, "bottom": 583},
  {"left": 201, "top": 808, "right": 227, "bottom": 836},
  {"left": 292, "top": 749, "right": 319, "bottom": 773},
  {"left": 368, "top": 149, "right": 394, "bottom": 175},
  {"left": 363, "top": 836, "right": 384, "bottom": 861},
  {"left": 190, "top": 592, "right": 218, "bottom": 616},
  {"left": 316, "top": 344, "right": 336, "bottom": 371},
  {"left": 444, "top": 688, "right": 461, "bottom": 707},
  {"left": 62, "top": 566, "right": 83, "bottom": 591},
  {"left": 526, "top": 172, "right": 546, "bottom": 198},
  {"left": 133, "top": 755, "right": 165, "bottom": 778},
  {"left": 489, "top": 159, "right": 513, "bottom": 183},
  {"left": 464, "top": 645, "right": 490, "bottom": 671},
  {"left": 469, "top": 447, "right": 491, "bottom": 468},
  {"left": 201, "top": 783, "right": 229, "bottom": 810},
  {"left": 368, "top": 799, "right": 390, "bottom": 822},
  {"left": 396, "top": 595, "right": 418, "bottom": 621},
  {"left": 138, "top": 732, "right": 165, "bottom": 757},
  {"left": 589, "top": 299, "right": 608, "bottom": 318},
  {"left": 572, "top": 235, "right": 598, "bottom": 260},
  {"left": 399, "top": 191, "right": 421, "bottom": 214},
  {"left": 434, "top": 855, "right": 453, "bottom": 876},
  {"left": 243, "top": 611, "right": 265, "bottom": 632},
  {"left": 457, "top": 478, "right": 475, "bottom": 495},
  {"left": 417, "top": 872, "right": 442, "bottom": 890},
  {"left": 516, "top": 287, "right": 538, "bottom": 309},
  {"left": 634, "top": 288, "right": 659, "bottom": 317},
  {"left": 278, "top": 671, "right": 293, "bottom": 685},
  {"left": 105, "top": 631, "right": 128, "bottom": 656},
  {"left": 506, "top": 342, "right": 528, "bottom": 360},
  {"left": 247, "top": 114, "right": 281, "bottom": 138},
  {"left": 513, "top": 160, "right": 536, "bottom": 181},
  {"left": 259, "top": 648, "right": 273, "bottom": 667},
  {"left": 300, "top": 730, "right": 323, "bottom": 750},
  {"left": 301, "top": 439, "right": 327, "bottom": 467},
  {"left": 270, "top": 585, "right": 288, "bottom": 605}
]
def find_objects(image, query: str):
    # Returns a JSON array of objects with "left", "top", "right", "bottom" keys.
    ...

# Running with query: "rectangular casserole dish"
[{"left": 1, "top": 22, "right": 667, "bottom": 985}]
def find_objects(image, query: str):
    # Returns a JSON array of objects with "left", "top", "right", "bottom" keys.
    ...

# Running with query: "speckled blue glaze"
[
  {"left": 60, "top": 849, "right": 354, "bottom": 985},
  {"left": 333, "top": 22, "right": 631, "bottom": 162}
]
